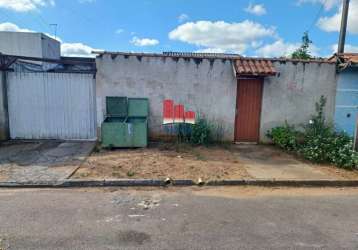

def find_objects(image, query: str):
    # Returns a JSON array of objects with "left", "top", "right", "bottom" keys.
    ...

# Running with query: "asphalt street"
[{"left": 0, "top": 187, "right": 358, "bottom": 250}]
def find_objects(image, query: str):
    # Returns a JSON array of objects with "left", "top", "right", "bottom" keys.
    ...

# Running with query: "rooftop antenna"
[{"left": 49, "top": 24, "right": 58, "bottom": 40}]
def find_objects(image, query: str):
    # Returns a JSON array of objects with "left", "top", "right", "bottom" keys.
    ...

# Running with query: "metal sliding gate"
[{"left": 7, "top": 72, "right": 96, "bottom": 140}]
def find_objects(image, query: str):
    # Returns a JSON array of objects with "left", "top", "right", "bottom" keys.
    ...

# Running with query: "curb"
[
  {"left": 206, "top": 179, "right": 358, "bottom": 187},
  {"left": 1, "top": 179, "right": 358, "bottom": 188}
]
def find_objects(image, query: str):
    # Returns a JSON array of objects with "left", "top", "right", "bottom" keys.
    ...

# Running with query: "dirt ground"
[
  {"left": 72, "top": 143, "right": 251, "bottom": 181},
  {"left": 72, "top": 142, "right": 358, "bottom": 181}
]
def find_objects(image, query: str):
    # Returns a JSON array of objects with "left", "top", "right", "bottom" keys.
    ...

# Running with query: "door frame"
[{"left": 234, "top": 77, "right": 264, "bottom": 143}]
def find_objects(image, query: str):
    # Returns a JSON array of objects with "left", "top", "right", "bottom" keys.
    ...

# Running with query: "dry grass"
[{"left": 72, "top": 142, "right": 250, "bottom": 181}]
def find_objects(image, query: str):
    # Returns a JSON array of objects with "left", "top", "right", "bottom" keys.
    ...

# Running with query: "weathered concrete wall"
[
  {"left": 0, "top": 32, "right": 60, "bottom": 59},
  {"left": 96, "top": 54, "right": 337, "bottom": 142},
  {"left": 96, "top": 54, "right": 237, "bottom": 141},
  {"left": 0, "top": 71, "right": 9, "bottom": 140},
  {"left": 261, "top": 61, "right": 337, "bottom": 141}
]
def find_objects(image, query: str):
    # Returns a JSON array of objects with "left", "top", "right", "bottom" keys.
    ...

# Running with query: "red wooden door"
[{"left": 235, "top": 78, "right": 263, "bottom": 142}]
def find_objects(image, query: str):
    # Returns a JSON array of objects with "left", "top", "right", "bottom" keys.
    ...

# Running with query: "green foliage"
[
  {"left": 291, "top": 32, "right": 313, "bottom": 60},
  {"left": 173, "top": 116, "right": 225, "bottom": 146},
  {"left": 327, "top": 134, "right": 358, "bottom": 168},
  {"left": 190, "top": 117, "right": 212, "bottom": 145},
  {"left": 266, "top": 122, "right": 298, "bottom": 151},
  {"left": 268, "top": 96, "right": 358, "bottom": 170}
]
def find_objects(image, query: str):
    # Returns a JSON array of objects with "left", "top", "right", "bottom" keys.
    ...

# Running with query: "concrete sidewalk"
[
  {"left": 235, "top": 145, "right": 344, "bottom": 180},
  {"left": 0, "top": 142, "right": 357, "bottom": 188},
  {"left": 0, "top": 141, "right": 95, "bottom": 183}
]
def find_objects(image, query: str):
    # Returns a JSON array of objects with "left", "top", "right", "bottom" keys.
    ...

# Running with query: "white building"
[{"left": 0, "top": 31, "right": 60, "bottom": 59}]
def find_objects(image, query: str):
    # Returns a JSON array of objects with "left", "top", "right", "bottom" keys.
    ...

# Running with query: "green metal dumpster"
[{"left": 101, "top": 97, "right": 148, "bottom": 148}]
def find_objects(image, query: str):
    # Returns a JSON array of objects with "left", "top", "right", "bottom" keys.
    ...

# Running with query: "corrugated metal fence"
[{"left": 7, "top": 72, "right": 96, "bottom": 140}]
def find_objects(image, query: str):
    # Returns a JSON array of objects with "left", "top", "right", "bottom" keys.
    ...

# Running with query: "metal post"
[
  {"left": 0, "top": 71, "right": 10, "bottom": 141},
  {"left": 354, "top": 117, "right": 358, "bottom": 151},
  {"left": 338, "top": 0, "right": 350, "bottom": 54}
]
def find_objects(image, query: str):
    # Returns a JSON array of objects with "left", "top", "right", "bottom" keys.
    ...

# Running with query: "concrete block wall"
[
  {"left": 96, "top": 54, "right": 338, "bottom": 142},
  {"left": 96, "top": 54, "right": 237, "bottom": 141}
]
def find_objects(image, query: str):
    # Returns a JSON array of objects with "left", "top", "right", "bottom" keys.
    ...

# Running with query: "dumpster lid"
[
  {"left": 106, "top": 96, "right": 128, "bottom": 117},
  {"left": 128, "top": 98, "right": 149, "bottom": 117}
]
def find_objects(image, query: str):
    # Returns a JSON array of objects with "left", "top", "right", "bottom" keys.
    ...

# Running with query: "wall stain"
[
  {"left": 193, "top": 58, "right": 202, "bottom": 65},
  {"left": 209, "top": 59, "right": 215, "bottom": 68}
]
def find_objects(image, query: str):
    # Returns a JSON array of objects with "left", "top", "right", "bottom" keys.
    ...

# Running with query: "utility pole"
[{"left": 337, "top": 0, "right": 350, "bottom": 54}]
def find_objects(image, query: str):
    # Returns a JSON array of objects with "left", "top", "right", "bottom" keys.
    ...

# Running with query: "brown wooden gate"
[{"left": 235, "top": 78, "right": 263, "bottom": 142}]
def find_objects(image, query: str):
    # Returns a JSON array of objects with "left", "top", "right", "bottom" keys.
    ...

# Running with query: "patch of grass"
[
  {"left": 79, "top": 172, "right": 89, "bottom": 178},
  {"left": 126, "top": 170, "right": 136, "bottom": 177}
]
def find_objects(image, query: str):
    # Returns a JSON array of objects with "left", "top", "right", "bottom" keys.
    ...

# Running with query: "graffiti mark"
[
  {"left": 162, "top": 99, "right": 196, "bottom": 125},
  {"left": 287, "top": 81, "right": 303, "bottom": 92}
]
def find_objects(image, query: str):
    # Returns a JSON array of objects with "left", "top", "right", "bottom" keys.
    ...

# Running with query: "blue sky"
[{"left": 0, "top": 0, "right": 357, "bottom": 57}]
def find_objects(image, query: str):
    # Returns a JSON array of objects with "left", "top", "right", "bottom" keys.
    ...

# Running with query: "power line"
[{"left": 306, "top": 0, "right": 326, "bottom": 32}]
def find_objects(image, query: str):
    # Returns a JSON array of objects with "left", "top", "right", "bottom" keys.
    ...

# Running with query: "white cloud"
[
  {"left": 0, "top": 22, "right": 33, "bottom": 32},
  {"left": 244, "top": 3, "right": 267, "bottom": 16},
  {"left": 331, "top": 43, "right": 358, "bottom": 53},
  {"left": 297, "top": 0, "right": 340, "bottom": 11},
  {"left": 61, "top": 43, "right": 98, "bottom": 57},
  {"left": 115, "top": 28, "right": 124, "bottom": 34},
  {"left": 0, "top": 22, "right": 98, "bottom": 57},
  {"left": 130, "top": 36, "right": 159, "bottom": 46},
  {"left": 178, "top": 13, "right": 189, "bottom": 23},
  {"left": 0, "top": 22, "right": 62, "bottom": 42},
  {"left": 196, "top": 48, "right": 227, "bottom": 53},
  {"left": 168, "top": 20, "right": 276, "bottom": 54},
  {"left": 317, "top": 0, "right": 358, "bottom": 33},
  {"left": 255, "top": 40, "right": 300, "bottom": 57},
  {"left": 255, "top": 39, "right": 320, "bottom": 58},
  {"left": 0, "top": 0, "right": 54, "bottom": 12}
]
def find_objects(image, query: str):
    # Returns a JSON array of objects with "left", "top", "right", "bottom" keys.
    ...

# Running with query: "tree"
[{"left": 291, "top": 32, "right": 313, "bottom": 60}]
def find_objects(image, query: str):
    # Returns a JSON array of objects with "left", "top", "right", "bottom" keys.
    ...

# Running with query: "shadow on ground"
[{"left": 0, "top": 140, "right": 95, "bottom": 182}]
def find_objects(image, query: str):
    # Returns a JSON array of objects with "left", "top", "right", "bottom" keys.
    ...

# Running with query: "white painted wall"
[
  {"left": 96, "top": 54, "right": 338, "bottom": 142},
  {"left": 96, "top": 54, "right": 237, "bottom": 140},
  {"left": 261, "top": 61, "right": 337, "bottom": 141}
]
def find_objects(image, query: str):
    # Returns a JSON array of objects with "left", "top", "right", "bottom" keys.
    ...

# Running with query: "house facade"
[
  {"left": 0, "top": 31, "right": 341, "bottom": 143},
  {"left": 96, "top": 52, "right": 337, "bottom": 142}
]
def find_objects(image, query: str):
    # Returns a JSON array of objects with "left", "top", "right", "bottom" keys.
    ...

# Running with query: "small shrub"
[
  {"left": 327, "top": 133, "right": 358, "bottom": 169},
  {"left": 127, "top": 170, "right": 135, "bottom": 177},
  {"left": 269, "top": 95, "right": 358, "bottom": 170},
  {"left": 267, "top": 122, "right": 298, "bottom": 151},
  {"left": 190, "top": 117, "right": 212, "bottom": 145},
  {"left": 298, "top": 96, "right": 336, "bottom": 163}
]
